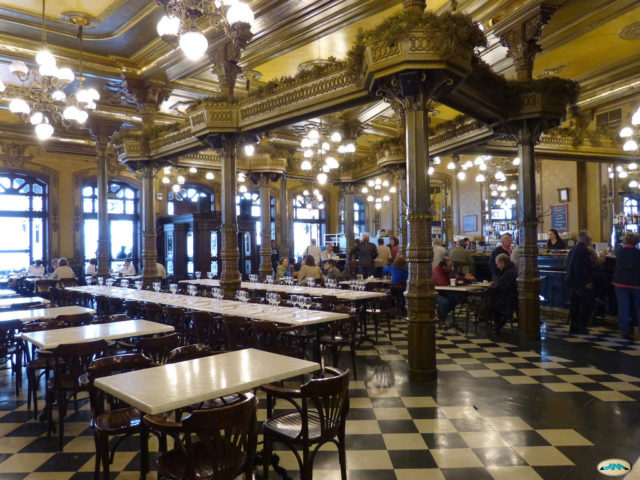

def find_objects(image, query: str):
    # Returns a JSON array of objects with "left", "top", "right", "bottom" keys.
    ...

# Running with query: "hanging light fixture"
[
  {"left": 156, "top": 0, "right": 254, "bottom": 62},
  {"left": 3, "top": 2, "right": 97, "bottom": 140},
  {"left": 298, "top": 119, "right": 355, "bottom": 185}
]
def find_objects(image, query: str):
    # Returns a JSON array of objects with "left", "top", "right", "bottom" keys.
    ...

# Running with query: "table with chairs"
[
  {"left": 0, "top": 288, "right": 20, "bottom": 298},
  {"left": 0, "top": 296, "right": 50, "bottom": 311}
]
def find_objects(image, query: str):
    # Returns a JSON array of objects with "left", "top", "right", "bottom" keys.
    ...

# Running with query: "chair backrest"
[
  {"left": 13, "top": 301, "right": 44, "bottom": 309},
  {"left": 56, "top": 312, "right": 93, "bottom": 327},
  {"left": 222, "top": 316, "right": 253, "bottom": 351},
  {"left": 0, "top": 320, "right": 22, "bottom": 357},
  {"left": 301, "top": 367, "right": 350, "bottom": 440},
  {"left": 58, "top": 278, "right": 78, "bottom": 288},
  {"left": 144, "top": 303, "right": 165, "bottom": 324},
  {"left": 250, "top": 320, "right": 281, "bottom": 352},
  {"left": 331, "top": 306, "right": 358, "bottom": 339},
  {"left": 95, "top": 295, "right": 111, "bottom": 316},
  {"left": 125, "top": 300, "right": 143, "bottom": 319},
  {"left": 108, "top": 297, "right": 124, "bottom": 315},
  {"left": 88, "top": 353, "right": 154, "bottom": 416},
  {"left": 321, "top": 295, "right": 339, "bottom": 311},
  {"left": 136, "top": 333, "right": 180, "bottom": 363},
  {"left": 51, "top": 339, "right": 109, "bottom": 389},
  {"left": 168, "top": 344, "right": 214, "bottom": 363},
  {"left": 181, "top": 393, "right": 257, "bottom": 480},
  {"left": 191, "top": 311, "right": 223, "bottom": 349}
]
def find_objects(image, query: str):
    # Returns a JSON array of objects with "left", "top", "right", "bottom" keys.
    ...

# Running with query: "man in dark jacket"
[
  {"left": 349, "top": 234, "right": 378, "bottom": 277},
  {"left": 565, "top": 230, "right": 600, "bottom": 334},
  {"left": 493, "top": 253, "right": 518, "bottom": 334},
  {"left": 490, "top": 233, "right": 513, "bottom": 281}
]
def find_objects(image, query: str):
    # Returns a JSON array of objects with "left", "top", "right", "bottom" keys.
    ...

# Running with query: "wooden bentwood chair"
[{"left": 262, "top": 367, "right": 350, "bottom": 480}]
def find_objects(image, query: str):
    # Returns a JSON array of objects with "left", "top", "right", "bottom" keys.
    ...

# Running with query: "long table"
[
  {"left": 180, "top": 279, "right": 388, "bottom": 301},
  {"left": 0, "top": 306, "right": 95, "bottom": 324},
  {"left": 20, "top": 319, "right": 174, "bottom": 349},
  {"left": 68, "top": 286, "right": 348, "bottom": 326},
  {"left": 95, "top": 348, "right": 319, "bottom": 480},
  {"left": 0, "top": 289, "right": 19, "bottom": 298},
  {"left": 0, "top": 296, "right": 49, "bottom": 310}
]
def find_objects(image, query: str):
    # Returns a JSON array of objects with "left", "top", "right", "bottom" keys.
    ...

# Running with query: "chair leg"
[
  {"left": 93, "top": 431, "right": 102, "bottom": 479},
  {"left": 338, "top": 431, "right": 347, "bottom": 480},
  {"left": 57, "top": 395, "right": 66, "bottom": 452},
  {"left": 350, "top": 344, "right": 357, "bottom": 380},
  {"left": 262, "top": 433, "right": 271, "bottom": 480},
  {"left": 100, "top": 432, "right": 110, "bottom": 480},
  {"left": 301, "top": 444, "right": 312, "bottom": 480}
]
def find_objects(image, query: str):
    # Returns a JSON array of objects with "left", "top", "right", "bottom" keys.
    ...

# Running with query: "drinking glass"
[
  {"left": 169, "top": 283, "right": 178, "bottom": 294},
  {"left": 153, "top": 282, "right": 161, "bottom": 293},
  {"left": 266, "top": 275, "right": 274, "bottom": 284},
  {"left": 273, "top": 293, "right": 280, "bottom": 308},
  {"left": 195, "top": 271, "right": 201, "bottom": 280},
  {"left": 121, "top": 279, "right": 129, "bottom": 289},
  {"left": 306, "top": 277, "right": 314, "bottom": 288},
  {"left": 304, "top": 297, "right": 312, "bottom": 312},
  {"left": 207, "top": 272, "right": 213, "bottom": 280}
]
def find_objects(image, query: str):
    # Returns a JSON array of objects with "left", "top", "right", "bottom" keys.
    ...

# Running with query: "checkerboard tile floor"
[
  {"left": 1, "top": 316, "right": 639, "bottom": 479},
  {"left": 543, "top": 318, "right": 640, "bottom": 356}
]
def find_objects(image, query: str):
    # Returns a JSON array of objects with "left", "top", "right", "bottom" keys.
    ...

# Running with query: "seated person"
[
  {"left": 116, "top": 259, "right": 136, "bottom": 276},
  {"left": 433, "top": 258, "right": 474, "bottom": 327},
  {"left": 493, "top": 253, "right": 518, "bottom": 334},
  {"left": 50, "top": 258, "right": 59, "bottom": 274},
  {"left": 324, "top": 259, "right": 342, "bottom": 282},
  {"left": 156, "top": 262, "right": 167, "bottom": 280},
  {"left": 448, "top": 238, "right": 475, "bottom": 275},
  {"left": 51, "top": 258, "right": 76, "bottom": 280},
  {"left": 85, "top": 258, "right": 97, "bottom": 276},
  {"left": 320, "top": 243, "right": 340, "bottom": 262},
  {"left": 27, "top": 260, "right": 45, "bottom": 276},
  {"left": 275, "top": 257, "right": 292, "bottom": 283},
  {"left": 297, "top": 255, "right": 323, "bottom": 285},
  {"left": 382, "top": 256, "right": 408, "bottom": 285}
]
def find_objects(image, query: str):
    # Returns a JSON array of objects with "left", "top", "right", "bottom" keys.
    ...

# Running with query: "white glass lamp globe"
[
  {"left": 620, "top": 127, "right": 634, "bottom": 138},
  {"left": 512, "top": 157, "right": 521, "bottom": 166},
  {"left": 0, "top": 79, "right": 4, "bottom": 93},
  {"left": 177, "top": 175, "right": 185, "bottom": 185},
  {"left": 51, "top": 90, "right": 66, "bottom": 101},
  {"left": 317, "top": 172, "right": 328, "bottom": 185},
  {"left": 457, "top": 171, "right": 466, "bottom": 180},
  {"left": 300, "top": 160, "right": 312, "bottom": 170},
  {"left": 9, "top": 98, "right": 30, "bottom": 114},
  {"left": 205, "top": 172, "right": 215, "bottom": 180},
  {"left": 428, "top": 166, "right": 435, "bottom": 175},
  {"left": 35, "top": 119, "right": 54, "bottom": 141},
  {"left": 326, "top": 156, "right": 339, "bottom": 169},
  {"left": 330, "top": 132, "right": 342, "bottom": 142},
  {"left": 55, "top": 67, "right": 75, "bottom": 82},
  {"left": 161, "top": 177, "right": 170, "bottom": 184},
  {"left": 632, "top": 108, "right": 640, "bottom": 126},
  {"left": 179, "top": 30, "right": 208, "bottom": 61},
  {"left": 63, "top": 105, "right": 79, "bottom": 121},
  {"left": 623, "top": 140, "right": 638, "bottom": 152},
  {"left": 446, "top": 161, "right": 456, "bottom": 170},
  {"left": 36, "top": 49, "right": 56, "bottom": 67},
  {"left": 30, "top": 112, "right": 44, "bottom": 125},
  {"left": 172, "top": 184, "right": 180, "bottom": 193},
  {"left": 244, "top": 144, "right": 255, "bottom": 156},
  {"left": 75, "top": 109, "right": 89, "bottom": 124},
  {"left": 475, "top": 174, "right": 486, "bottom": 183},
  {"left": 38, "top": 62, "right": 58, "bottom": 78},
  {"left": 9, "top": 61, "right": 28, "bottom": 77},
  {"left": 157, "top": 15, "right": 180, "bottom": 37},
  {"left": 227, "top": 2, "right": 254, "bottom": 26}
]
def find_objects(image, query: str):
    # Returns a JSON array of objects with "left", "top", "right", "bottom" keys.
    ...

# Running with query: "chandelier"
[
  {"left": 0, "top": 4, "right": 99, "bottom": 141},
  {"left": 156, "top": 0, "right": 255, "bottom": 61},
  {"left": 361, "top": 177, "right": 395, "bottom": 211},
  {"left": 299, "top": 122, "right": 355, "bottom": 185},
  {"left": 295, "top": 188, "right": 325, "bottom": 211},
  {"left": 619, "top": 105, "right": 640, "bottom": 153}
]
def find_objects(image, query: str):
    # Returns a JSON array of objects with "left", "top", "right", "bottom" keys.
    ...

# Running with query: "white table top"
[
  {"left": 95, "top": 348, "right": 319, "bottom": 414},
  {"left": 340, "top": 278, "right": 391, "bottom": 285},
  {"left": 0, "top": 296, "right": 50, "bottom": 308},
  {"left": 20, "top": 319, "right": 174, "bottom": 349},
  {"left": 0, "top": 306, "right": 95, "bottom": 324},
  {"left": 180, "top": 279, "right": 388, "bottom": 301},
  {"left": 436, "top": 284, "right": 490, "bottom": 293},
  {"left": 68, "top": 286, "right": 348, "bottom": 326},
  {"left": 0, "top": 289, "right": 19, "bottom": 298}
]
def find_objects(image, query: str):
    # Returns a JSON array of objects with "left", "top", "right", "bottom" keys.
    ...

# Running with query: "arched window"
[
  {"left": 292, "top": 192, "right": 326, "bottom": 259},
  {"left": 0, "top": 172, "right": 48, "bottom": 270},
  {"left": 236, "top": 192, "right": 275, "bottom": 246},
  {"left": 167, "top": 185, "right": 214, "bottom": 216},
  {"left": 339, "top": 198, "right": 366, "bottom": 236},
  {"left": 82, "top": 180, "right": 139, "bottom": 270}
]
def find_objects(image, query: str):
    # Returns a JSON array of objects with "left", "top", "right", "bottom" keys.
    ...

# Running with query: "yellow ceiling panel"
[
  {"left": 534, "top": 6, "right": 640, "bottom": 80},
  {"left": 0, "top": 0, "right": 120, "bottom": 19}
]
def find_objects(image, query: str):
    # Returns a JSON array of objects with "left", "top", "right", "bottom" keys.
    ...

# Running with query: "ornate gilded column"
[
  {"left": 495, "top": 3, "right": 558, "bottom": 81},
  {"left": 396, "top": 169, "right": 408, "bottom": 257},
  {"left": 141, "top": 165, "right": 159, "bottom": 280},
  {"left": 88, "top": 118, "right": 122, "bottom": 277},
  {"left": 210, "top": 134, "right": 242, "bottom": 297},
  {"left": 343, "top": 184, "right": 355, "bottom": 251},
  {"left": 258, "top": 173, "right": 273, "bottom": 279},
  {"left": 279, "top": 175, "right": 290, "bottom": 260},
  {"left": 95, "top": 139, "right": 110, "bottom": 276},
  {"left": 403, "top": 78, "right": 437, "bottom": 378}
]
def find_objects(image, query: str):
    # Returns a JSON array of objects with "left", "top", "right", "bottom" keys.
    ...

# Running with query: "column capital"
[
  {"left": 494, "top": 2, "right": 558, "bottom": 80},
  {"left": 402, "top": 0, "right": 425, "bottom": 13},
  {"left": 87, "top": 117, "right": 122, "bottom": 147}
]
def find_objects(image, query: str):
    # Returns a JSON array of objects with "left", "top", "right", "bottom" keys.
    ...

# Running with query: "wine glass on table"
[
  {"left": 169, "top": 283, "right": 178, "bottom": 294},
  {"left": 195, "top": 271, "right": 201, "bottom": 280},
  {"left": 135, "top": 280, "right": 143, "bottom": 290},
  {"left": 207, "top": 272, "right": 213, "bottom": 280},
  {"left": 153, "top": 281, "right": 161, "bottom": 293}
]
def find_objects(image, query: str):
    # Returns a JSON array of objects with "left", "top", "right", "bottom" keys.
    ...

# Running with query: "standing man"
[
  {"left": 449, "top": 238, "right": 475, "bottom": 275},
  {"left": 375, "top": 238, "right": 392, "bottom": 276},
  {"left": 303, "top": 239, "right": 321, "bottom": 265},
  {"left": 565, "top": 230, "right": 605, "bottom": 334},
  {"left": 489, "top": 233, "right": 513, "bottom": 281},
  {"left": 349, "top": 234, "right": 378, "bottom": 277}
]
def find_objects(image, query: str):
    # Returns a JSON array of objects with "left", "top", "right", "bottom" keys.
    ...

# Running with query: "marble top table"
[
  {"left": 68, "top": 286, "right": 348, "bottom": 326},
  {"left": 0, "top": 289, "right": 20, "bottom": 298},
  {"left": 435, "top": 284, "right": 490, "bottom": 293},
  {"left": 180, "top": 279, "right": 388, "bottom": 301},
  {"left": 20, "top": 319, "right": 174, "bottom": 350},
  {"left": 95, "top": 348, "right": 319, "bottom": 415},
  {"left": 0, "top": 306, "right": 95, "bottom": 324},
  {"left": 0, "top": 296, "right": 50, "bottom": 309}
]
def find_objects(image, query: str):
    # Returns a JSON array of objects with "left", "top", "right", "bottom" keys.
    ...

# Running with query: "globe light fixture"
[
  {"left": 179, "top": 30, "right": 209, "bottom": 61},
  {"left": 205, "top": 172, "right": 215, "bottom": 180}
]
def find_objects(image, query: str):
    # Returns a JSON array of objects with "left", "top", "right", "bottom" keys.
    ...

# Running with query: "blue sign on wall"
[{"left": 551, "top": 204, "right": 568, "bottom": 232}]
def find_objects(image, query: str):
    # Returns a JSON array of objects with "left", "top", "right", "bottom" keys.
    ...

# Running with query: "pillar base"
[{"left": 517, "top": 276, "right": 541, "bottom": 340}]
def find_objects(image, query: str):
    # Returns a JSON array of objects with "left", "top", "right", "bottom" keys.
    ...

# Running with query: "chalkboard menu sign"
[{"left": 550, "top": 204, "right": 568, "bottom": 232}]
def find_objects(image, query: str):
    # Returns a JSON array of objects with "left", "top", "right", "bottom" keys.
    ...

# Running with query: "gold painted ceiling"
[{"left": 0, "top": 0, "right": 638, "bottom": 147}]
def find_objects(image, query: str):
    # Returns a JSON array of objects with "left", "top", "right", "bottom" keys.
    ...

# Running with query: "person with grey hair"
[
  {"left": 490, "top": 233, "right": 513, "bottom": 281},
  {"left": 432, "top": 238, "right": 448, "bottom": 269},
  {"left": 448, "top": 238, "right": 475, "bottom": 275},
  {"left": 493, "top": 253, "right": 518, "bottom": 334},
  {"left": 565, "top": 230, "right": 598, "bottom": 334}
]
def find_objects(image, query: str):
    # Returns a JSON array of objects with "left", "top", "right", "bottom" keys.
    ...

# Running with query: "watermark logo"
[{"left": 598, "top": 459, "right": 631, "bottom": 476}]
